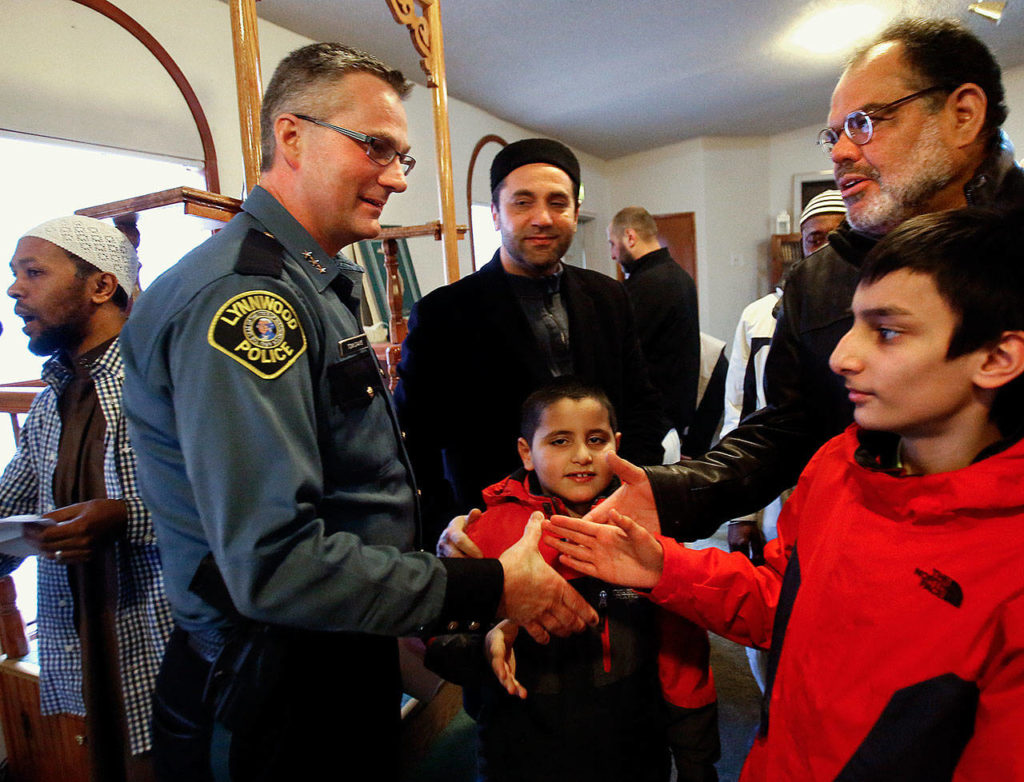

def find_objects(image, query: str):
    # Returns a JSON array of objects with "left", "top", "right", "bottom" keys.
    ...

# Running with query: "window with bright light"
[{"left": 1, "top": 131, "right": 210, "bottom": 625}]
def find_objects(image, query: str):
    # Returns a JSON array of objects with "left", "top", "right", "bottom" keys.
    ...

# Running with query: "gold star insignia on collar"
[{"left": 303, "top": 251, "right": 327, "bottom": 274}]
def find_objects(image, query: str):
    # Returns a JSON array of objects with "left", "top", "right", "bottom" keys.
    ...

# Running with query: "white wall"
[
  {"left": 603, "top": 136, "right": 771, "bottom": 341},
  {"left": 1002, "top": 65, "right": 1024, "bottom": 158}
]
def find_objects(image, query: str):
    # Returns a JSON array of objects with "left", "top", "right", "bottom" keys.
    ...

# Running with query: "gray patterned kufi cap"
[{"left": 22, "top": 215, "right": 139, "bottom": 297}]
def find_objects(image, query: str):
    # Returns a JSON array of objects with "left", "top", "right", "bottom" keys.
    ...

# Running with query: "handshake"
[{"left": 446, "top": 453, "right": 664, "bottom": 645}]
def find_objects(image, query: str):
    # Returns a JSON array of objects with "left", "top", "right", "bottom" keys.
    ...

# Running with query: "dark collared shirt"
[{"left": 506, "top": 265, "right": 573, "bottom": 376}]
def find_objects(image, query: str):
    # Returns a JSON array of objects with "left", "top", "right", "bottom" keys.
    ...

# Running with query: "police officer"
[{"left": 120, "top": 43, "right": 596, "bottom": 781}]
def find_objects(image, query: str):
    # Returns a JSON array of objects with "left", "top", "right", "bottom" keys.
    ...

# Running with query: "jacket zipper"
[{"left": 598, "top": 589, "right": 611, "bottom": 673}]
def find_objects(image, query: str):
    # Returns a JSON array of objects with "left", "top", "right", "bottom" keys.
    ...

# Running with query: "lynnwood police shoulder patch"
[{"left": 208, "top": 290, "right": 306, "bottom": 379}]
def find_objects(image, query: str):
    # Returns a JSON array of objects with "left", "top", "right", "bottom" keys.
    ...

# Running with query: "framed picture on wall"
[{"left": 792, "top": 170, "right": 836, "bottom": 217}]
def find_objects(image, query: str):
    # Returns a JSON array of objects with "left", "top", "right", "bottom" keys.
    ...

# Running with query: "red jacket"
[
  {"left": 470, "top": 471, "right": 715, "bottom": 709},
  {"left": 651, "top": 426, "right": 1024, "bottom": 780}
]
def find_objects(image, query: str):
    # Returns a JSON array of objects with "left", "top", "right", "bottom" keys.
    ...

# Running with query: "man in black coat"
[
  {"left": 608, "top": 206, "right": 700, "bottom": 454},
  {"left": 583, "top": 18, "right": 1024, "bottom": 544},
  {"left": 395, "top": 139, "right": 667, "bottom": 543}
]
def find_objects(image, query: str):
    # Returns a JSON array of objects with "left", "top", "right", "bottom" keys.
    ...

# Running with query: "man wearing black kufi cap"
[{"left": 396, "top": 138, "right": 668, "bottom": 545}]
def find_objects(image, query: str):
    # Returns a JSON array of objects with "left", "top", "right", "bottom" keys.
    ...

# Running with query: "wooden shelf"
[
  {"left": 0, "top": 386, "right": 40, "bottom": 416},
  {"left": 75, "top": 186, "right": 242, "bottom": 225},
  {"left": 378, "top": 221, "right": 467, "bottom": 241},
  {"left": 770, "top": 232, "right": 802, "bottom": 288}
]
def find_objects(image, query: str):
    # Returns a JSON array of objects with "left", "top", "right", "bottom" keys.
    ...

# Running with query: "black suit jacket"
[{"left": 395, "top": 252, "right": 668, "bottom": 542}]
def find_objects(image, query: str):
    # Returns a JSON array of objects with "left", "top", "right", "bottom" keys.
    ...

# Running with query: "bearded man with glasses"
[{"left": 578, "top": 18, "right": 1024, "bottom": 551}]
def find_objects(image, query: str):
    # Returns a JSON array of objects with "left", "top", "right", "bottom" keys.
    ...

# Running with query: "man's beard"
[
  {"left": 843, "top": 120, "right": 957, "bottom": 236},
  {"left": 502, "top": 230, "right": 574, "bottom": 276},
  {"left": 28, "top": 320, "right": 88, "bottom": 357}
]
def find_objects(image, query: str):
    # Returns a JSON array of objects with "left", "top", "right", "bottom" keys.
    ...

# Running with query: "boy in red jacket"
[
  {"left": 545, "top": 208, "right": 1024, "bottom": 781},
  {"left": 428, "top": 378, "right": 716, "bottom": 782}
]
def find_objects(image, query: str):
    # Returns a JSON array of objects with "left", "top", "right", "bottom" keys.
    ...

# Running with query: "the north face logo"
[{"left": 914, "top": 567, "right": 963, "bottom": 608}]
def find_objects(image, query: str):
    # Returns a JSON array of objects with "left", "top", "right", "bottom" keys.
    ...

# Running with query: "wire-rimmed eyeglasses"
[
  {"left": 293, "top": 113, "right": 416, "bottom": 175},
  {"left": 816, "top": 86, "right": 948, "bottom": 154}
]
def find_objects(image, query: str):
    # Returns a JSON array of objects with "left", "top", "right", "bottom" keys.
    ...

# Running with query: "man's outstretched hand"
[
  {"left": 498, "top": 512, "right": 598, "bottom": 644},
  {"left": 583, "top": 452, "right": 661, "bottom": 534}
]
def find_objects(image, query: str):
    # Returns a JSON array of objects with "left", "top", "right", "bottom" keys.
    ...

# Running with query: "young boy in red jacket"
[
  {"left": 427, "top": 378, "right": 717, "bottom": 782},
  {"left": 545, "top": 208, "right": 1024, "bottom": 781}
]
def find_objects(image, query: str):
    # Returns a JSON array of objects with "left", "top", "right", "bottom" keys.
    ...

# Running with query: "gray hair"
[{"left": 260, "top": 42, "right": 411, "bottom": 171}]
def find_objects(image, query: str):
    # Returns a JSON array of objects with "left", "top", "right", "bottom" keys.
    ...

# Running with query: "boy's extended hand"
[
  {"left": 544, "top": 510, "right": 664, "bottom": 590},
  {"left": 584, "top": 452, "right": 662, "bottom": 535},
  {"left": 486, "top": 619, "right": 526, "bottom": 699},
  {"left": 498, "top": 512, "right": 598, "bottom": 644},
  {"left": 436, "top": 509, "right": 484, "bottom": 558},
  {"left": 22, "top": 499, "right": 128, "bottom": 564}
]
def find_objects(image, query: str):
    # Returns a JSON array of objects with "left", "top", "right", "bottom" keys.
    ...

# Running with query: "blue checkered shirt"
[{"left": 0, "top": 338, "right": 172, "bottom": 755}]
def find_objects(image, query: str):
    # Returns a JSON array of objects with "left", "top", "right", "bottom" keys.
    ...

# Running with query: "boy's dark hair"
[
  {"left": 860, "top": 207, "right": 1024, "bottom": 432},
  {"left": 520, "top": 377, "right": 617, "bottom": 442},
  {"left": 852, "top": 18, "right": 1006, "bottom": 146}
]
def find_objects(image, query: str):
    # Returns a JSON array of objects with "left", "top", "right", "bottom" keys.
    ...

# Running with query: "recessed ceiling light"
[
  {"left": 788, "top": 4, "right": 890, "bottom": 55},
  {"left": 968, "top": 1, "right": 1005, "bottom": 23}
]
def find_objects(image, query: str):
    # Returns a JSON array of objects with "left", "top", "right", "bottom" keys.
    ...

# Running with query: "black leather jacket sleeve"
[
  {"left": 645, "top": 237, "right": 864, "bottom": 542},
  {"left": 644, "top": 402, "right": 817, "bottom": 542},
  {"left": 646, "top": 155, "right": 1024, "bottom": 542}
]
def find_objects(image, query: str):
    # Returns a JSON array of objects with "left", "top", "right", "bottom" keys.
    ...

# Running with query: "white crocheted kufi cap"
[
  {"left": 22, "top": 215, "right": 139, "bottom": 296},
  {"left": 799, "top": 189, "right": 847, "bottom": 227}
]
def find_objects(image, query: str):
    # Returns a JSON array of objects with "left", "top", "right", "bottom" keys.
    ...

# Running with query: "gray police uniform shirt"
[{"left": 120, "top": 186, "right": 500, "bottom": 636}]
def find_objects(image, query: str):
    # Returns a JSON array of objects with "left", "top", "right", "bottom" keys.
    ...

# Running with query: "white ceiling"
[{"left": 246, "top": 0, "right": 1024, "bottom": 160}]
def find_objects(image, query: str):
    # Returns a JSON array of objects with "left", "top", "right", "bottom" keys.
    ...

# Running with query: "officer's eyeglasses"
[
  {"left": 293, "top": 114, "right": 416, "bottom": 175},
  {"left": 816, "top": 86, "right": 948, "bottom": 154}
]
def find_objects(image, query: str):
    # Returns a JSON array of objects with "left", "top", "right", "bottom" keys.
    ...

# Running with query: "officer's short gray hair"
[{"left": 260, "top": 42, "right": 411, "bottom": 171}]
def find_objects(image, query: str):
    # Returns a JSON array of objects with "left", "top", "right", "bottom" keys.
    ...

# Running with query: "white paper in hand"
[{"left": 0, "top": 515, "right": 55, "bottom": 557}]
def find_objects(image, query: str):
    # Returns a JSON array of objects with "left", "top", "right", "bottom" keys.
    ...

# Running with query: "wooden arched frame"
[
  {"left": 71, "top": 0, "right": 220, "bottom": 193},
  {"left": 465, "top": 134, "right": 507, "bottom": 271}
]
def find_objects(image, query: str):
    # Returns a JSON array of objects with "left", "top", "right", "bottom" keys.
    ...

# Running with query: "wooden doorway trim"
[
  {"left": 652, "top": 211, "right": 697, "bottom": 289},
  {"left": 70, "top": 0, "right": 220, "bottom": 193},
  {"left": 387, "top": 0, "right": 462, "bottom": 283},
  {"left": 465, "top": 134, "right": 507, "bottom": 272}
]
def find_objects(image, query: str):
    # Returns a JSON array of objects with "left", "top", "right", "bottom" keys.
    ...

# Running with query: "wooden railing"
[{"left": 0, "top": 381, "right": 43, "bottom": 442}]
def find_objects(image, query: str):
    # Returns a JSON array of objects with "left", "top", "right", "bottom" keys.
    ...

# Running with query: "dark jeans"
[
  {"left": 152, "top": 626, "right": 401, "bottom": 781},
  {"left": 667, "top": 700, "right": 721, "bottom": 782}
]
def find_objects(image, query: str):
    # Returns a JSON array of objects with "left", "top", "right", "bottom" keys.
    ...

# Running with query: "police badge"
[{"left": 208, "top": 290, "right": 307, "bottom": 379}]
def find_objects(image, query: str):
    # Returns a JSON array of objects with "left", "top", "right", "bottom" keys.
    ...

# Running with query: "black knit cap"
[{"left": 490, "top": 138, "right": 581, "bottom": 201}]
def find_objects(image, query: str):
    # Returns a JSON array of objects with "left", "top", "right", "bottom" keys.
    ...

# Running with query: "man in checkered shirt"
[{"left": 3, "top": 215, "right": 171, "bottom": 781}]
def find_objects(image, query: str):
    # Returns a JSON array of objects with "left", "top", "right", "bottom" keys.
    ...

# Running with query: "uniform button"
[
  {"left": 417, "top": 489, "right": 422, "bottom": 497},
  {"left": 446, "top": 621, "right": 459, "bottom": 632},
  {"left": 401, "top": 431, "right": 407, "bottom": 439},
  {"left": 467, "top": 621, "right": 480, "bottom": 631},
  {"left": 65, "top": 644, "right": 75, "bottom": 652},
  {"left": 366, "top": 386, "right": 375, "bottom": 398},
  {"left": 58, "top": 599, "right": 67, "bottom": 608}
]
